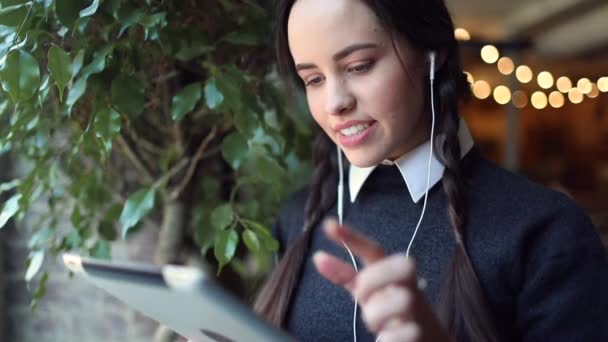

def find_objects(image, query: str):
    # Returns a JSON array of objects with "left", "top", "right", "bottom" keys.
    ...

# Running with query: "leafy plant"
[{"left": 0, "top": 0, "right": 314, "bottom": 312}]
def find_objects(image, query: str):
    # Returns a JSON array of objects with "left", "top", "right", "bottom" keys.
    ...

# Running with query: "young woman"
[{"left": 254, "top": 0, "right": 608, "bottom": 341}]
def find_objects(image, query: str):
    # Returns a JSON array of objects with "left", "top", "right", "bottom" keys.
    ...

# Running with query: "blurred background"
[{"left": 0, "top": 0, "right": 606, "bottom": 341}]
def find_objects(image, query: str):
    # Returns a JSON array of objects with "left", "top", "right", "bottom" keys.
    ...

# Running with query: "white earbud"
[{"left": 429, "top": 50, "right": 436, "bottom": 81}]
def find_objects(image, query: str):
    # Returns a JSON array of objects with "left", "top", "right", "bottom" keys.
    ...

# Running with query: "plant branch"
[
  {"left": 168, "top": 126, "right": 218, "bottom": 200},
  {"left": 116, "top": 135, "right": 155, "bottom": 184},
  {"left": 125, "top": 127, "right": 164, "bottom": 156},
  {"left": 152, "top": 157, "right": 190, "bottom": 190}
]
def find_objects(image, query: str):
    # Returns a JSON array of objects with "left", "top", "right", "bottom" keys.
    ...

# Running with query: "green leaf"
[
  {"left": 0, "top": 179, "right": 20, "bottom": 194},
  {"left": 90, "top": 240, "right": 111, "bottom": 259},
  {"left": 65, "top": 229, "right": 81, "bottom": 249},
  {"left": 243, "top": 220, "right": 278, "bottom": 252},
  {"left": 214, "top": 228, "right": 238, "bottom": 274},
  {"left": 0, "top": 3, "right": 29, "bottom": 27},
  {"left": 79, "top": 0, "right": 99, "bottom": 17},
  {"left": 242, "top": 229, "right": 262, "bottom": 254},
  {"left": 0, "top": 193, "right": 22, "bottom": 229},
  {"left": 0, "top": 49, "right": 41, "bottom": 103},
  {"left": 66, "top": 76, "right": 86, "bottom": 106},
  {"left": 70, "top": 205, "right": 84, "bottom": 229},
  {"left": 71, "top": 49, "right": 85, "bottom": 76},
  {"left": 56, "top": 0, "right": 82, "bottom": 28},
  {"left": 105, "top": 203, "right": 122, "bottom": 221},
  {"left": 98, "top": 221, "right": 117, "bottom": 241},
  {"left": 67, "top": 46, "right": 113, "bottom": 106},
  {"left": 195, "top": 220, "right": 216, "bottom": 255},
  {"left": 222, "top": 32, "right": 259, "bottom": 46},
  {"left": 234, "top": 108, "right": 259, "bottom": 137},
  {"left": 25, "top": 250, "right": 44, "bottom": 282},
  {"left": 210, "top": 204, "right": 234, "bottom": 231},
  {"left": 47, "top": 45, "right": 72, "bottom": 101},
  {"left": 94, "top": 107, "right": 121, "bottom": 153},
  {"left": 116, "top": 8, "right": 145, "bottom": 38},
  {"left": 120, "top": 188, "right": 156, "bottom": 238},
  {"left": 221, "top": 132, "right": 248, "bottom": 170},
  {"left": 111, "top": 74, "right": 144, "bottom": 119},
  {"left": 29, "top": 272, "right": 48, "bottom": 312},
  {"left": 171, "top": 82, "right": 202, "bottom": 122},
  {"left": 251, "top": 152, "right": 286, "bottom": 185},
  {"left": 204, "top": 79, "right": 224, "bottom": 110},
  {"left": 28, "top": 226, "right": 53, "bottom": 249}
]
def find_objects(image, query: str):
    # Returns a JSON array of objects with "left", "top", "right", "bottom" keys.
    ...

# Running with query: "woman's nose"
[{"left": 325, "top": 79, "right": 355, "bottom": 115}]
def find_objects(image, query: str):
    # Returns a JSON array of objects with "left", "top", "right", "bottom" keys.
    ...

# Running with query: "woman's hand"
[{"left": 312, "top": 219, "right": 453, "bottom": 342}]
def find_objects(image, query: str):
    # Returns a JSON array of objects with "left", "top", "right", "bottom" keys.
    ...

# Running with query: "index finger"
[{"left": 323, "top": 218, "right": 386, "bottom": 266}]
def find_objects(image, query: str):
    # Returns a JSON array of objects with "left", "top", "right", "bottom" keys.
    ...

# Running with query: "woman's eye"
[
  {"left": 305, "top": 76, "right": 324, "bottom": 87},
  {"left": 348, "top": 62, "right": 374, "bottom": 73}
]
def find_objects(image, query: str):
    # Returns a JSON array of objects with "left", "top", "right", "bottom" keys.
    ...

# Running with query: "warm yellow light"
[
  {"left": 493, "top": 85, "right": 511, "bottom": 105},
  {"left": 481, "top": 45, "right": 500, "bottom": 64},
  {"left": 531, "top": 91, "right": 548, "bottom": 109},
  {"left": 577, "top": 78, "right": 592, "bottom": 94},
  {"left": 455, "top": 28, "right": 471, "bottom": 41},
  {"left": 464, "top": 71, "right": 475, "bottom": 85},
  {"left": 497, "top": 57, "right": 514, "bottom": 75},
  {"left": 472, "top": 80, "right": 492, "bottom": 99},
  {"left": 587, "top": 83, "right": 599, "bottom": 98},
  {"left": 597, "top": 77, "right": 608, "bottom": 92},
  {"left": 548, "top": 91, "right": 565, "bottom": 108},
  {"left": 556, "top": 76, "right": 572, "bottom": 93},
  {"left": 512, "top": 90, "right": 528, "bottom": 109},
  {"left": 569, "top": 88, "right": 584, "bottom": 104},
  {"left": 537, "top": 71, "right": 554, "bottom": 89},
  {"left": 516, "top": 65, "right": 533, "bottom": 84}
]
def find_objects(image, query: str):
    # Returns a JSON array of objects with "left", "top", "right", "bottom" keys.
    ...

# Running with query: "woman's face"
[{"left": 288, "top": 0, "right": 431, "bottom": 167}]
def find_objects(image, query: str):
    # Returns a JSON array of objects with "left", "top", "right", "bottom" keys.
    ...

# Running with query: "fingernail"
[{"left": 313, "top": 251, "right": 328, "bottom": 264}]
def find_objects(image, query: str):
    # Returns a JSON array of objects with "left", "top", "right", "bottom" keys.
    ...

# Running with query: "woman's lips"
[{"left": 337, "top": 121, "right": 378, "bottom": 148}]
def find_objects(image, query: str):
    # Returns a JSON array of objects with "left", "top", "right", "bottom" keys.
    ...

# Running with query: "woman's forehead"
[{"left": 287, "top": 0, "right": 387, "bottom": 63}]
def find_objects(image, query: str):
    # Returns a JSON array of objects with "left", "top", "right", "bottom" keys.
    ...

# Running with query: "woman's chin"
[{"left": 342, "top": 150, "right": 384, "bottom": 168}]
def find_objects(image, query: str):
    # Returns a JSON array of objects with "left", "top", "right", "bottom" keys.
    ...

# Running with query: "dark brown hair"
[{"left": 255, "top": 1, "right": 500, "bottom": 341}]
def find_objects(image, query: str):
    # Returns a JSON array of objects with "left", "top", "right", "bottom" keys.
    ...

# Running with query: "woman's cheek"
[{"left": 308, "top": 94, "right": 336, "bottom": 141}]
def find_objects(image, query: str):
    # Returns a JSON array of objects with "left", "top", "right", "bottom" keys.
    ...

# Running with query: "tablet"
[{"left": 62, "top": 254, "right": 294, "bottom": 342}]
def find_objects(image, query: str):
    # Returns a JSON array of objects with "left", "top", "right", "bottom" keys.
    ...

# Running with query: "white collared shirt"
[{"left": 349, "top": 118, "right": 474, "bottom": 203}]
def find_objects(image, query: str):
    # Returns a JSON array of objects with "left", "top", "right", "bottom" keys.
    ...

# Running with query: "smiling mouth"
[{"left": 337, "top": 121, "right": 378, "bottom": 148}]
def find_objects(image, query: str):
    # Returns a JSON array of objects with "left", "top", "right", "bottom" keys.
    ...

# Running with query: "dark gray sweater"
[{"left": 272, "top": 148, "right": 608, "bottom": 342}]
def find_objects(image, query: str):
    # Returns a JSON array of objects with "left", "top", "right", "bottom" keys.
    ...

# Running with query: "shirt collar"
[{"left": 349, "top": 117, "right": 474, "bottom": 203}]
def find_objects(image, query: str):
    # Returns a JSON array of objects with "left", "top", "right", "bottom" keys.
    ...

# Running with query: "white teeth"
[{"left": 340, "top": 123, "right": 370, "bottom": 136}]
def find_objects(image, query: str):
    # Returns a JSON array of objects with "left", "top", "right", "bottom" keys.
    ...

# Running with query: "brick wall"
[
  {"left": 1, "top": 218, "right": 163, "bottom": 342},
  {"left": 0, "top": 155, "right": 168, "bottom": 341}
]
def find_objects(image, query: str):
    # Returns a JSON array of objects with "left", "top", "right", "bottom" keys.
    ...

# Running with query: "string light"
[
  {"left": 458, "top": 28, "right": 606, "bottom": 109},
  {"left": 497, "top": 57, "right": 515, "bottom": 75},
  {"left": 587, "top": 84, "right": 599, "bottom": 98},
  {"left": 481, "top": 45, "right": 500, "bottom": 64},
  {"left": 537, "top": 71, "right": 554, "bottom": 90},
  {"left": 493, "top": 85, "right": 511, "bottom": 105},
  {"left": 556, "top": 76, "right": 573, "bottom": 93},
  {"left": 464, "top": 71, "right": 475, "bottom": 85},
  {"left": 569, "top": 88, "right": 584, "bottom": 104},
  {"left": 472, "top": 80, "right": 491, "bottom": 99},
  {"left": 455, "top": 28, "right": 471, "bottom": 41},
  {"left": 512, "top": 90, "right": 528, "bottom": 109},
  {"left": 516, "top": 65, "right": 533, "bottom": 84},
  {"left": 598, "top": 77, "right": 608, "bottom": 93},
  {"left": 531, "top": 91, "right": 548, "bottom": 109},
  {"left": 549, "top": 91, "right": 565, "bottom": 108},
  {"left": 577, "top": 78, "right": 592, "bottom": 94}
]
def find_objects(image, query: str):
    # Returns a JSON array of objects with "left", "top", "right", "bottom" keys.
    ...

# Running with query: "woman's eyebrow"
[{"left": 295, "top": 43, "right": 379, "bottom": 71}]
